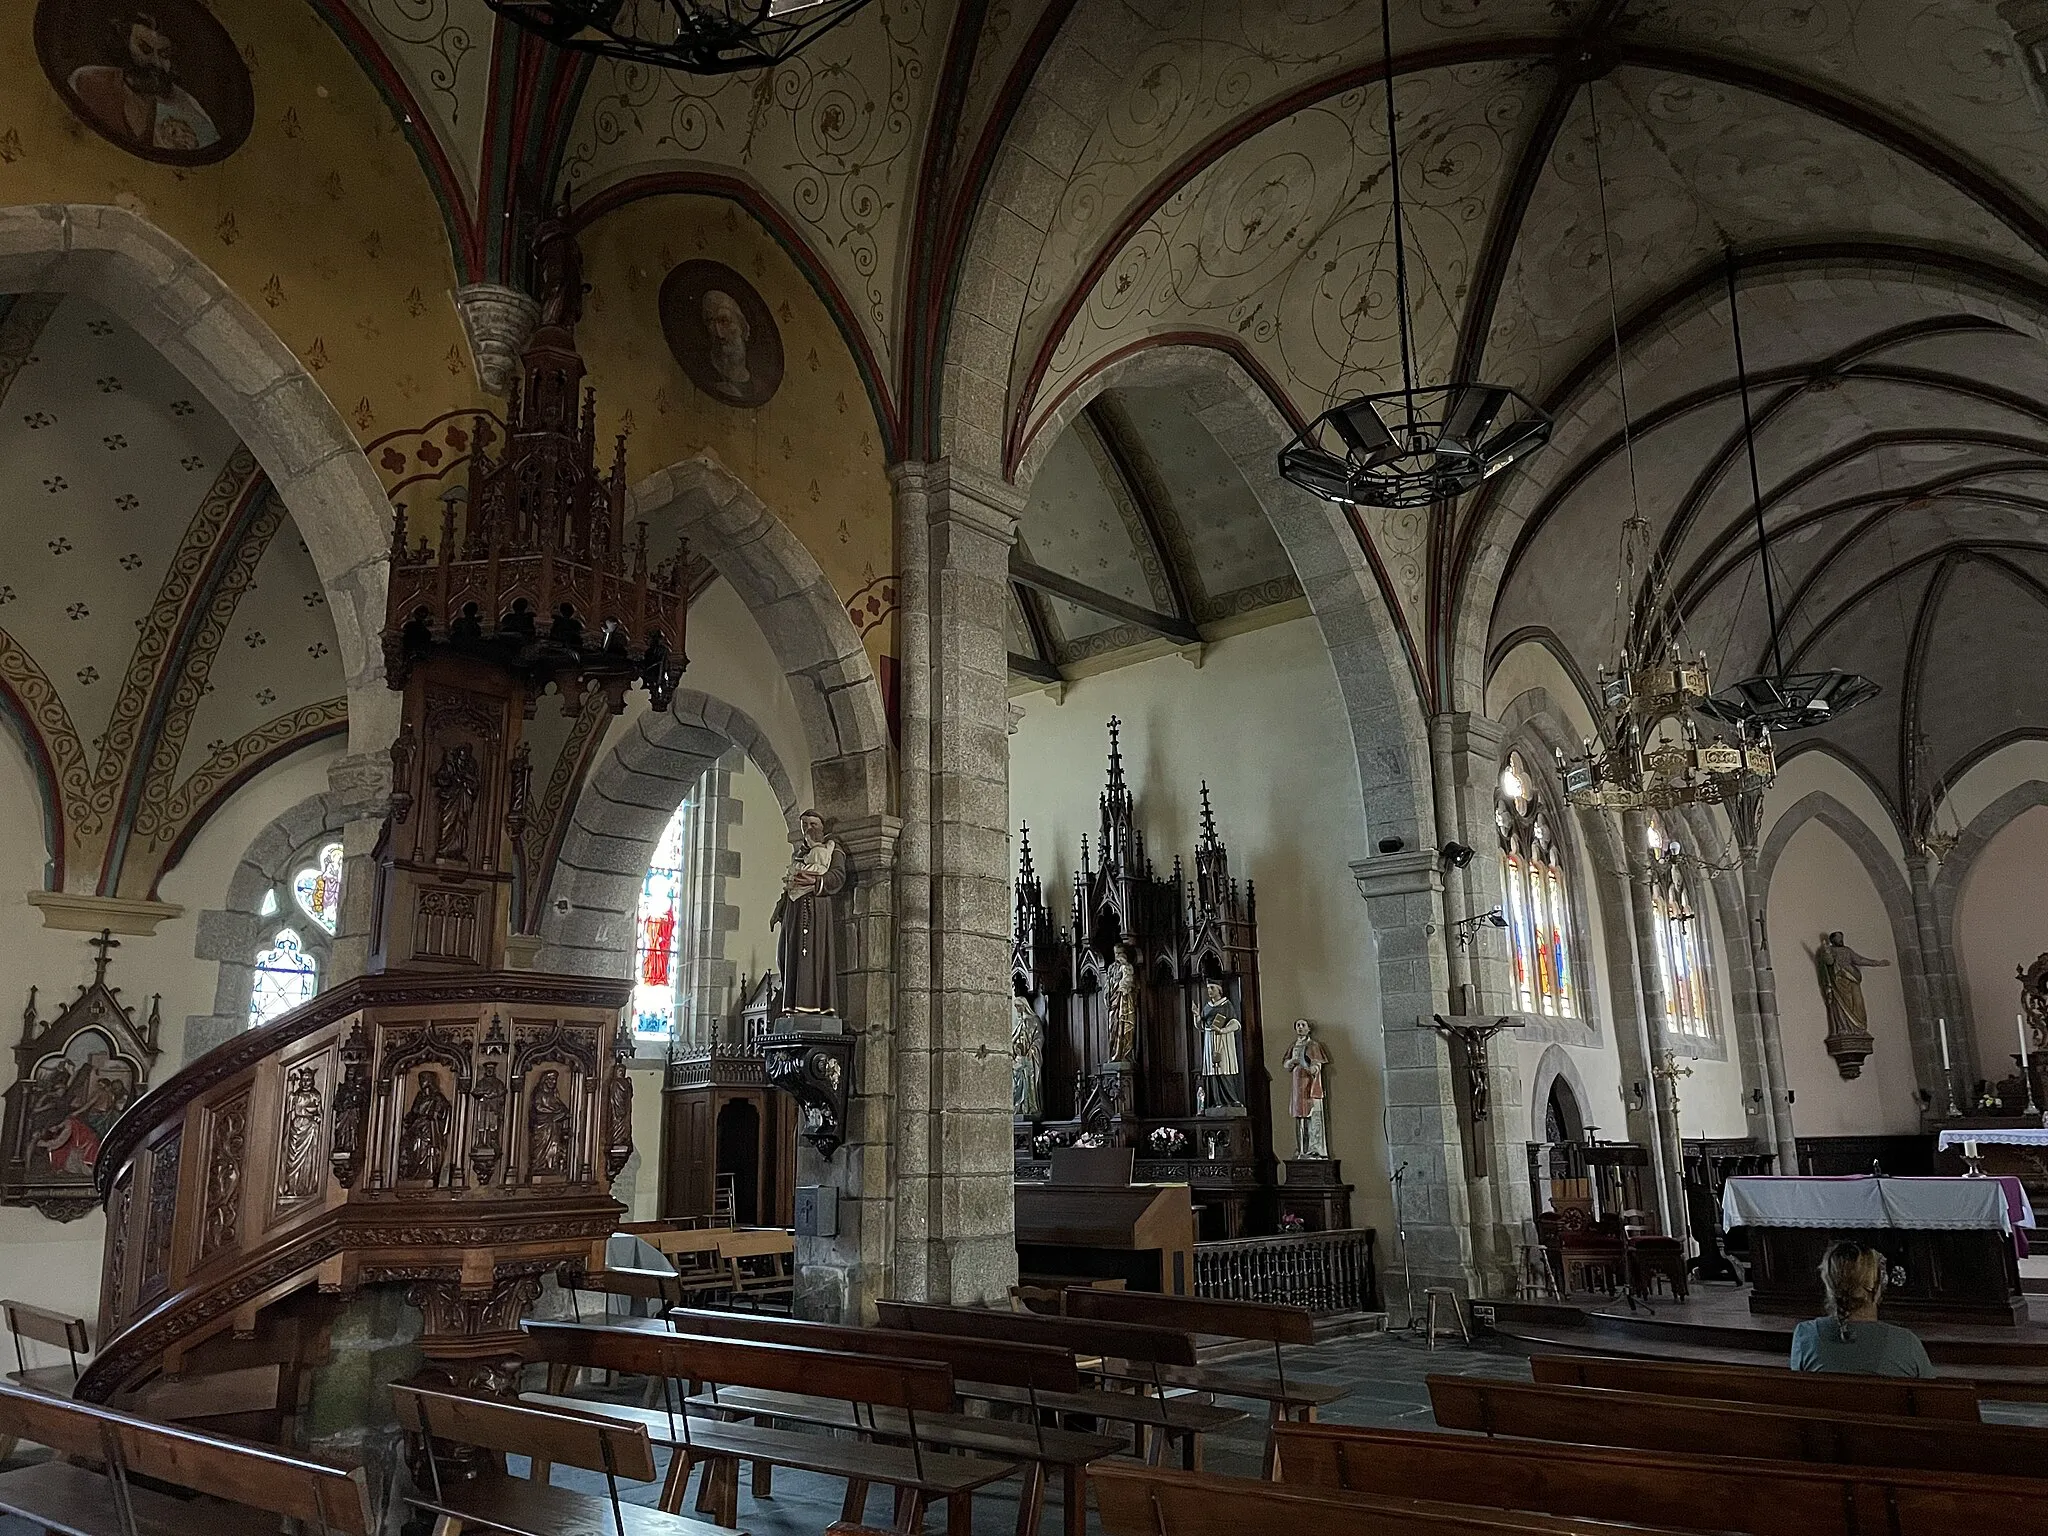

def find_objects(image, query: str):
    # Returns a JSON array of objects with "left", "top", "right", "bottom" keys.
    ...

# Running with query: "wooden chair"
[
  {"left": 718, "top": 1229, "right": 795, "bottom": 1310},
  {"left": 666, "top": 1306, "right": 1124, "bottom": 1536},
  {"left": 2, "top": 1300, "right": 90, "bottom": 1397},
  {"left": 522, "top": 1320, "right": 1021, "bottom": 1534},
  {"left": 1065, "top": 1287, "right": 1344, "bottom": 1477},
  {"left": 1271, "top": 1420, "right": 2048, "bottom": 1536},
  {"left": 0, "top": 1382, "right": 374, "bottom": 1536},
  {"left": 1428, "top": 1375, "right": 2048, "bottom": 1480},
  {"left": 875, "top": 1300, "right": 1248, "bottom": 1469},
  {"left": 392, "top": 1383, "right": 727, "bottom": 1536},
  {"left": 1528, "top": 1354, "right": 1982, "bottom": 1420}
]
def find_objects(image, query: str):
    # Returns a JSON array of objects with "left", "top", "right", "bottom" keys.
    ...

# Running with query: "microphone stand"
[{"left": 1389, "top": 1161, "right": 1420, "bottom": 1332}]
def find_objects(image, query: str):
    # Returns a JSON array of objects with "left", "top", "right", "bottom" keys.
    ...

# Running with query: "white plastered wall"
[
  {"left": 1009, "top": 618, "right": 1389, "bottom": 1236},
  {"left": 0, "top": 726, "right": 338, "bottom": 1344},
  {"left": 1956, "top": 804, "right": 2048, "bottom": 1083},
  {"left": 1767, "top": 819, "right": 1920, "bottom": 1135}
]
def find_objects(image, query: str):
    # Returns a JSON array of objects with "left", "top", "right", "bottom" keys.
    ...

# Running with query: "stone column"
[
  {"left": 890, "top": 460, "right": 1020, "bottom": 1306},
  {"left": 1620, "top": 810, "right": 1688, "bottom": 1236},
  {"left": 325, "top": 747, "right": 392, "bottom": 986},
  {"left": 1425, "top": 712, "right": 1527, "bottom": 1294},
  {"left": 797, "top": 813, "right": 901, "bottom": 1321},
  {"left": 1730, "top": 803, "right": 1797, "bottom": 1164},
  {"left": 1349, "top": 851, "right": 1480, "bottom": 1310}
]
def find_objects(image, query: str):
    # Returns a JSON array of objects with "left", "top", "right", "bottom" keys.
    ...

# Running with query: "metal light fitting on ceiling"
[
  {"left": 485, "top": 0, "right": 873, "bottom": 74},
  {"left": 1275, "top": 0, "right": 1551, "bottom": 510},
  {"left": 1702, "top": 252, "right": 1878, "bottom": 734}
]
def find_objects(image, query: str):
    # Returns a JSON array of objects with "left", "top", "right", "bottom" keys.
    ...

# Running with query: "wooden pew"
[
  {"left": 1272, "top": 1420, "right": 2048, "bottom": 1536},
  {"left": 1528, "top": 1353, "right": 1982, "bottom": 1419},
  {"left": 522, "top": 1319, "right": 1020, "bottom": 1533},
  {"left": 875, "top": 1299, "right": 1248, "bottom": 1468},
  {"left": 1063, "top": 1287, "right": 1347, "bottom": 1474},
  {"left": 0, "top": 1382, "right": 373, "bottom": 1536},
  {"left": 1089, "top": 1462, "right": 1703, "bottom": 1536},
  {"left": 1428, "top": 1375, "right": 2048, "bottom": 1480},
  {"left": 665, "top": 1306, "right": 1126, "bottom": 1536},
  {"left": 393, "top": 1383, "right": 728, "bottom": 1536}
]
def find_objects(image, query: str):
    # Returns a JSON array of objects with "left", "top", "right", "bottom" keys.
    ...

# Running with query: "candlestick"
[
  {"left": 2022, "top": 1013, "right": 2040, "bottom": 1116},
  {"left": 1939, "top": 1017, "right": 1957, "bottom": 1118},
  {"left": 1939, "top": 1016, "right": 1951, "bottom": 1070}
]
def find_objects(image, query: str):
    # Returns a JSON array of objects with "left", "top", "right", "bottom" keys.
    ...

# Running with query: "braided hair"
[{"left": 1819, "top": 1239, "right": 1884, "bottom": 1341}]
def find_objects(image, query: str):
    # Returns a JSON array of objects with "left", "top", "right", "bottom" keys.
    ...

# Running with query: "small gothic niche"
[{"left": 3, "top": 931, "right": 161, "bottom": 1222}]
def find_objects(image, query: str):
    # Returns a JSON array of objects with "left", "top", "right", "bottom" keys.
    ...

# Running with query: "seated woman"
[{"left": 1789, "top": 1239, "right": 1935, "bottom": 1377}]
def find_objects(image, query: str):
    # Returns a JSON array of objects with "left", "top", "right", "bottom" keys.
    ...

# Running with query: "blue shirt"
[{"left": 1789, "top": 1317, "right": 1936, "bottom": 1378}]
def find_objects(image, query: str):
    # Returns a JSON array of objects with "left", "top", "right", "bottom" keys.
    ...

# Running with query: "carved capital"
[
  {"left": 326, "top": 750, "right": 394, "bottom": 823},
  {"left": 452, "top": 284, "right": 541, "bottom": 396}
]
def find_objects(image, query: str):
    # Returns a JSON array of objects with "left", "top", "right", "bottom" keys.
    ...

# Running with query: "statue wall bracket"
[{"left": 761, "top": 1021, "right": 853, "bottom": 1158}]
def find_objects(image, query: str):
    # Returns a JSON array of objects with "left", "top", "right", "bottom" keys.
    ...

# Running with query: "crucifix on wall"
[{"left": 1426, "top": 1015, "right": 1514, "bottom": 1178}]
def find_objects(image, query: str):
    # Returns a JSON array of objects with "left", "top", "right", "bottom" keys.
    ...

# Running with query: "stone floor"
[{"left": 3, "top": 1326, "right": 2040, "bottom": 1534}]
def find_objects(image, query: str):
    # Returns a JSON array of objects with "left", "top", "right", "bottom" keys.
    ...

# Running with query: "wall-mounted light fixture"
[
  {"left": 1624, "top": 1082, "right": 1647, "bottom": 1114},
  {"left": 1438, "top": 841, "right": 1476, "bottom": 869},
  {"left": 1745, "top": 1087, "right": 1765, "bottom": 1116},
  {"left": 1450, "top": 907, "right": 1508, "bottom": 949}
]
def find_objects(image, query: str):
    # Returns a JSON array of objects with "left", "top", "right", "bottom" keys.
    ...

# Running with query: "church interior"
[{"left": 1, "top": 0, "right": 2047, "bottom": 1531}]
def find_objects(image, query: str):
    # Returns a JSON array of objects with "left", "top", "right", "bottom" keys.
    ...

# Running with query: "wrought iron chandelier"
[
  {"left": 1699, "top": 253, "right": 1879, "bottom": 733},
  {"left": 1275, "top": 0, "right": 1551, "bottom": 509},
  {"left": 485, "top": 0, "right": 875, "bottom": 74},
  {"left": 1558, "top": 85, "right": 1775, "bottom": 814}
]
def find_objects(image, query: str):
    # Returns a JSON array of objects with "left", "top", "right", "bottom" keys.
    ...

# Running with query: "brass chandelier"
[
  {"left": 1557, "top": 85, "right": 1776, "bottom": 814},
  {"left": 487, "top": 0, "right": 874, "bottom": 74}
]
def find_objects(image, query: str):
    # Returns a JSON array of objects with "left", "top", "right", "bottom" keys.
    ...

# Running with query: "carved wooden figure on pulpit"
[{"left": 396, "top": 1071, "right": 452, "bottom": 1183}]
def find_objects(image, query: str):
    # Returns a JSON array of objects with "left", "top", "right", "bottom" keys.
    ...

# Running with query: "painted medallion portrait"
[
  {"left": 660, "top": 260, "right": 784, "bottom": 410},
  {"left": 35, "top": 0, "right": 255, "bottom": 167}
]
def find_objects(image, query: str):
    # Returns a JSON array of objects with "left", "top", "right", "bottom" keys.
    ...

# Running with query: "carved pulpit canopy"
[{"left": 4, "top": 931, "right": 161, "bottom": 1221}]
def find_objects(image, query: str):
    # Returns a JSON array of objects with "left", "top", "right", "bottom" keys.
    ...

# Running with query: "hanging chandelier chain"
[
  {"left": 1587, "top": 82, "right": 1657, "bottom": 665},
  {"left": 1379, "top": 0, "right": 1419, "bottom": 424},
  {"left": 1726, "top": 253, "right": 1788, "bottom": 681}
]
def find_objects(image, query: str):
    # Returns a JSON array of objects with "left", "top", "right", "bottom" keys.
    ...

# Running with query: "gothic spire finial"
[
  {"left": 1199, "top": 780, "right": 1218, "bottom": 847},
  {"left": 1018, "top": 823, "right": 1035, "bottom": 885},
  {"left": 88, "top": 928, "right": 119, "bottom": 988}
]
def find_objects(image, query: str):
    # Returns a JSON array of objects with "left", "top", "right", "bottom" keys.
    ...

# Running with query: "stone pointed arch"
[
  {"left": 1930, "top": 776, "right": 2048, "bottom": 1074},
  {"left": 1528, "top": 1043, "right": 1593, "bottom": 1147},
  {"left": 629, "top": 455, "right": 892, "bottom": 826},
  {"left": 0, "top": 204, "right": 393, "bottom": 745}
]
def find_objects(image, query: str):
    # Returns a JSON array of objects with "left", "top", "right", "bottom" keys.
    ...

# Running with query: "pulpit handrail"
[{"left": 95, "top": 971, "right": 630, "bottom": 1202}]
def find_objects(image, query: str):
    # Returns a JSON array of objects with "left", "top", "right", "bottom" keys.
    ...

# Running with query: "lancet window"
[
  {"left": 1645, "top": 817, "right": 1714, "bottom": 1039},
  {"left": 1496, "top": 750, "right": 1578, "bottom": 1018}
]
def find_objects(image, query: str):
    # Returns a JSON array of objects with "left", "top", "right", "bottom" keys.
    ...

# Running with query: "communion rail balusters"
[{"left": 1192, "top": 1228, "right": 1378, "bottom": 1313}]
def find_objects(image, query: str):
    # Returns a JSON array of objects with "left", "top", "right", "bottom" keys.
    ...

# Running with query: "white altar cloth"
[
  {"left": 1723, "top": 1174, "right": 2030, "bottom": 1234},
  {"left": 1937, "top": 1127, "right": 2048, "bottom": 1149}
]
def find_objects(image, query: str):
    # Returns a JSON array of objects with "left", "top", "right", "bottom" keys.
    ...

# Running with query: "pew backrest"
[
  {"left": 719, "top": 1229, "right": 795, "bottom": 1259},
  {"left": 1428, "top": 1376, "right": 2048, "bottom": 1481},
  {"left": 663, "top": 1306, "right": 1082, "bottom": 1394},
  {"left": 527, "top": 1319, "right": 956, "bottom": 1414},
  {"left": 1063, "top": 1287, "right": 1314, "bottom": 1345},
  {"left": 0, "top": 1383, "right": 372, "bottom": 1535},
  {"left": 876, "top": 1299, "right": 1199, "bottom": 1368},
  {"left": 392, "top": 1383, "right": 659, "bottom": 1482},
  {"left": 1090, "top": 1462, "right": 1696, "bottom": 1536},
  {"left": 1273, "top": 1420, "right": 2048, "bottom": 1536},
  {"left": 1529, "top": 1353, "right": 1981, "bottom": 1420},
  {"left": 3, "top": 1301, "right": 89, "bottom": 1361}
]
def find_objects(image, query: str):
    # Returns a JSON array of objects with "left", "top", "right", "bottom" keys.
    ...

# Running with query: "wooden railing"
[{"left": 1193, "top": 1228, "right": 1378, "bottom": 1314}]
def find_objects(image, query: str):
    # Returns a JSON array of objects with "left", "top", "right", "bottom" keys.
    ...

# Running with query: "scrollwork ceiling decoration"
[{"left": 560, "top": 0, "right": 937, "bottom": 377}]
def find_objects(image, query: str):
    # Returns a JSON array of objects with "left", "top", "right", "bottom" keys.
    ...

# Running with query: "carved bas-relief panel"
[{"left": 198, "top": 1089, "right": 250, "bottom": 1263}]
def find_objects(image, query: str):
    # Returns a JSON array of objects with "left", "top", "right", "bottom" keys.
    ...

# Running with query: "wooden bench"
[
  {"left": 393, "top": 1382, "right": 731, "bottom": 1536},
  {"left": 1529, "top": 1353, "right": 1983, "bottom": 1420},
  {"left": 666, "top": 1306, "right": 1126, "bottom": 1536},
  {"left": 875, "top": 1299, "right": 1248, "bottom": 1468},
  {"left": 1063, "top": 1287, "right": 1346, "bottom": 1474},
  {"left": 1089, "top": 1462, "right": 1701, "bottom": 1536},
  {"left": 3, "top": 1300, "right": 90, "bottom": 1395},
  {"left": 523, "top": 1319, "right": 1020, "bottom": 1533},
  {"left": 1271, "top": 1420, "right": 2048, "bottom": 1536},
  {"left": 1428, "top": 1375, "right": 2048, "bottom": 1480},
  {"left": 0, "top": 1381, "right": 372, "bottom": 1536}
]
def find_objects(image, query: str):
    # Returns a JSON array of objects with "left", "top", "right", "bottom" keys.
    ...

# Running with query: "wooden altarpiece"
[{"left": 1014, "top": 722, "right": 1276, "bottom": 1237}]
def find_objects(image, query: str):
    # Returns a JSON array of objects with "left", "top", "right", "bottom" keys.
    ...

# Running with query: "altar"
[{"left": 1725, "top": 1175, "right": 2031, "bottom": 1326}]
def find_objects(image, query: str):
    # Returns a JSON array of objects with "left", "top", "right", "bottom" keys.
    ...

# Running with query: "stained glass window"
[
  {"left": 1646, "top": 818, "right": 1714, "bottom": 1039},
  {"left": 632, "top": 801, "right": 689, "bottom": 1043},
  {"left": 292, "top": 841, "right": 344, "bottom": 934},
  {"left": 1496, "top": 751, "right": 1578, "bottom": 1018},
  {"left": 249, "top": 928, "right": 318, "bottom": 1027}
]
